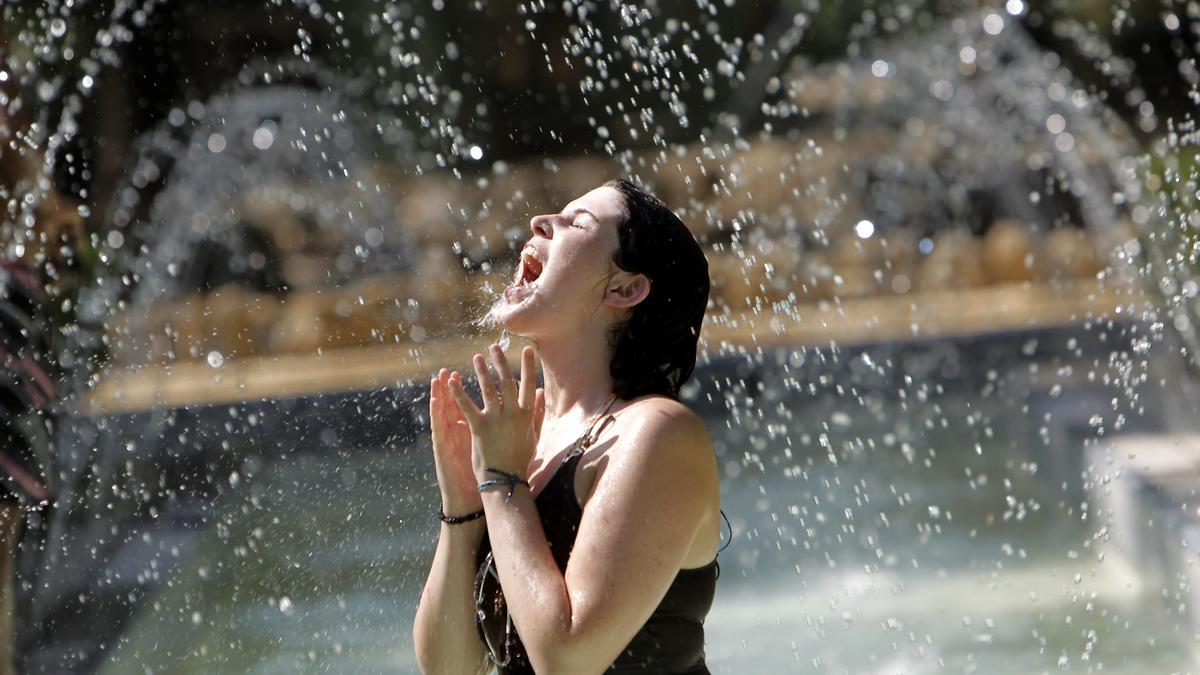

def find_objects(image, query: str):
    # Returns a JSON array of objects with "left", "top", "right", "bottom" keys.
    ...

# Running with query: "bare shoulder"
[
  {"left": 609, "top": 396, "right": 716, "bottom": 481},
  {"left": 582, "top": 395, "right": 720, "bottom": 567},
  {"left": 619, "top": 395, "right": 709, "bottom": 441}
]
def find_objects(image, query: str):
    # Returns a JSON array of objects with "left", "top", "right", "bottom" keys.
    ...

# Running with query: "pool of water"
[
  {"left": 75, "top": 328, "right": 1199, "bottom": 673},
  {"left": 99, "top": 452, "right": 1191, "bottom": 674}
]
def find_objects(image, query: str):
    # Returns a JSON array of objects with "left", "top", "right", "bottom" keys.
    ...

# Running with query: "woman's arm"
[
  {"left": 479, "top": 401, "right": 718, "bottom": 674},
  {"left": 413, "top": 370, "right": 493, "bottom": 675},
  {"left": 446, "top": 346, "right": 719, "bottom": 674},
  {"left": 412, "top": 518, "right": 491, "bottom": 675}
]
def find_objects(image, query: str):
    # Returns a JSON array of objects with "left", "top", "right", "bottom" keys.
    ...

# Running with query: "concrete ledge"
[
  {"left": 1089, "top": 433, "right": 1200, "bottom": 625},
  {"left": 86, "top": 278, "right": 1140, "bottom": 414}
]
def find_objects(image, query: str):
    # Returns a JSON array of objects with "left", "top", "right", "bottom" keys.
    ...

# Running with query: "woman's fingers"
[
  {"left": 517, "top": 346, "right": 537, "bottom": 410},
  {"left": 431, "top": 373, "right": 452, "bottom": 428},
  {"left": 438, "top": 370, "right": 455, "bottom": 417},
  {"left": 447, "top": 371, "right": 468, "bottom": 421},
  {"left": 453, "top": 345, "right": 529, "bottom": 420},
  {"left": 430, "top": 371, "right": 446, "bottom": 418},
  {"left": 447, "top": 374, "right": 483, "bottom": 424},
  {"left": 429, "top": 377, "right": 439, "bottom": 430},
  {"left": 490, "top": 344, "right": 518, "bottom": 407},
  {"left": 472, "top": 353, "right": 499, "bottom": 410}
]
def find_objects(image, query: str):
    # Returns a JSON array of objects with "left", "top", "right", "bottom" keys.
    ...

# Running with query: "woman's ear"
[{"left": 603, "top": 272, "right": 651, "bottom": 309}]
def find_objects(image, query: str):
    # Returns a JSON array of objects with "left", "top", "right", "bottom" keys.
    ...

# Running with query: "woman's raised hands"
[
  {"left": 447, "top": 344, "right": 545, "bottom": 481},
  {"left": 429, "top": 368, "right": 482, "bottom": 515}
]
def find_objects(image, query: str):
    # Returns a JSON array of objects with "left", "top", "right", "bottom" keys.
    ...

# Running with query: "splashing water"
[{"left": 5, "top": 2, "right": 1200, "bottom": 674}]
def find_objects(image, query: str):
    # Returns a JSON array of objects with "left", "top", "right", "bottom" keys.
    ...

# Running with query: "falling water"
[{"left": 5, "top": 1, "right": 1200, "bottom": 673}]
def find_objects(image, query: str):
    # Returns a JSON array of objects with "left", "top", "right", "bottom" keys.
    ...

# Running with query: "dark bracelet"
[
  {"left": 477, "top": 467, "right": 530, "bottom": 502},
  {"left": 438, "top": 504, "right": 485, "bottom": 524}
]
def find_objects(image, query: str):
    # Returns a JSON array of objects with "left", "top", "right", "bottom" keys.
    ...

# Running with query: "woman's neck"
[{"left": 532, "top": 327, "right": 617, "bottom": 428}]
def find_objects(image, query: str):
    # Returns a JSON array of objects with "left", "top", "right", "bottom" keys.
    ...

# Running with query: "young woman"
[{"left": 413, "top": 178, "right": 723, "bottom": 674}]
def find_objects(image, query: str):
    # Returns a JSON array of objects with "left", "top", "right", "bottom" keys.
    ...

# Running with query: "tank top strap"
[
  {"left": 575, "top": 395, "right": 618, "bottom": 452},
  {"left": 542, "top": 446, "right": 586, "bottom": 506}
]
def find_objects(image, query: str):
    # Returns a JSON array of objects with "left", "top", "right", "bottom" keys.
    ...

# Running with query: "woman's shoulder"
[
  {"left": 598, "top": 395, "right": 718, "bottom": 531},
  {"left": 618, "top": 393, "right": 702, "bottom": 421},
  {"left": 610, "top": 395, "right": 714, "bottom": 469},
  {"left": 618, "top": 394, "right": 709, "bottom": 437}
]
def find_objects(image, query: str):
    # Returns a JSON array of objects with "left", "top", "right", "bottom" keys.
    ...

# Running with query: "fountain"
[{"left": 3, "top": 1, "right": 1200, "bottom": 673}]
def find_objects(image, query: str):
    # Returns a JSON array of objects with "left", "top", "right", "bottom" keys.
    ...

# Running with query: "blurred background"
[{"left": 5, "top": 0, "right": 1200, "bottom": 672}]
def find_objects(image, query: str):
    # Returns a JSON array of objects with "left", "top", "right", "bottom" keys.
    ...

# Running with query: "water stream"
[
  {"left": 7, "top": 3, "right": 1200, "bottom": 674},
  {"left": 75, "top": 325, "right": 1197, "bottom": 674}
]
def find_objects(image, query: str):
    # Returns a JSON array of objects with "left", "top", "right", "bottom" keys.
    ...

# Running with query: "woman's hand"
[
  {"left": 447, "top": 344, "right": 544, "bottom": 481},
  {"left": 429, "top": 368, "right": 482, "bottom": 515}
]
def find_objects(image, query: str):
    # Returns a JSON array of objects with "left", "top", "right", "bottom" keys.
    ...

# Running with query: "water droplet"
[
  {"left": 252, "top": 127, "right": 275, "bottom": 150},
  {"left": 983, "top": 13, "right": 1005, "bottom": 35},
  {"left": 206, "top": 351, "right": 225, "bottom": 368}
]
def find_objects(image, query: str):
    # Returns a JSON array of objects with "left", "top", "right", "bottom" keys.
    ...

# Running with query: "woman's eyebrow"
[{"left": 560, "top": 207, "right": 597, "bottom": 222}]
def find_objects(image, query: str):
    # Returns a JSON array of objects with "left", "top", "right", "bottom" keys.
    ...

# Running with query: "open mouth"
[{"left": 512, "top": 248, "right": 543, "bottom": 289}]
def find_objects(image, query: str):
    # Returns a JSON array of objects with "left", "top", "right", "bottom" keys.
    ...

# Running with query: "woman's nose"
[{"left": 529, "top": 214, "right": 553, "bottom": 239}]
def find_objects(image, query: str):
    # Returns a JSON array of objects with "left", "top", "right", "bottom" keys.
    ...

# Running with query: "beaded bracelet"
[
  {"left": 477, "top": 467, "right": 530, "bottom": 502},
  {"left": 438, "top": 505, "right": 485, "bottom": 524}
]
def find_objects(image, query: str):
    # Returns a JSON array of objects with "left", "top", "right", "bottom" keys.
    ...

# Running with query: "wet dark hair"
[{"left": 603, "top": 178, "right": 709, "bottom": 401}]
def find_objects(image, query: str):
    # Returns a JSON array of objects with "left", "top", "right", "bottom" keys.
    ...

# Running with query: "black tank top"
[{"left": 475, "top": 447, "right": 718, "bottom": 674}]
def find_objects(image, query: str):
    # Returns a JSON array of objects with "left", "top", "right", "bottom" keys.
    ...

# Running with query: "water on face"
[{"left": 94, "top": 332, "right": 1194, "bottom": 675}]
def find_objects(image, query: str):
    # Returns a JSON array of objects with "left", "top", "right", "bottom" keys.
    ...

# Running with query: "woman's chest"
[{"left": 528, "top": 439, "right": 604, "bottom": 509}]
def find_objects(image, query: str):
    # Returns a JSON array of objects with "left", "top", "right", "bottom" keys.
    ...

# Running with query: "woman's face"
[{"left": 489, "top": 185, "right": 628, "bottom": 338}]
